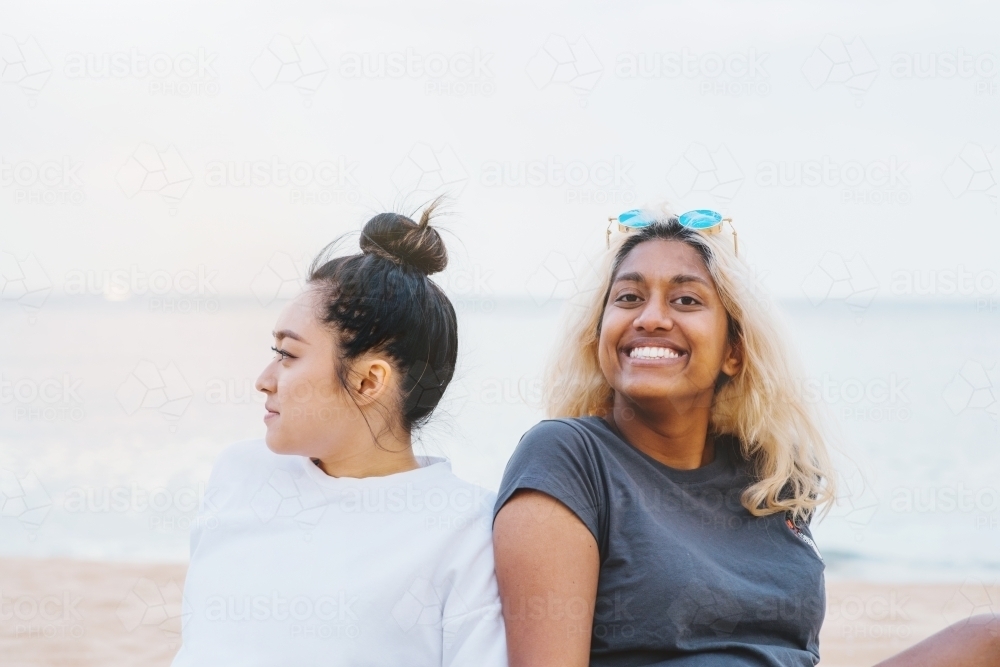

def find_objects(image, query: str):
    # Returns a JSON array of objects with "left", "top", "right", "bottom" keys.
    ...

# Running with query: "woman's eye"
[
  {"left": 674, "top": 295, "right": 700, "bottom": 306},
  {"left": 271, "top": 346, "right": 292, "bottom": 360},
  {"left": 615, "top": 293, "right": 642, "bottom": 303}
]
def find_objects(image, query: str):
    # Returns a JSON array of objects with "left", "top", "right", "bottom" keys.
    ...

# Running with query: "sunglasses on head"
[{"left": 607, "top": 208, "right": 738, "bottom": 256}]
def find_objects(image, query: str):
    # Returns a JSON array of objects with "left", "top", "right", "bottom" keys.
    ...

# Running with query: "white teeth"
[{"left": 629, "top": 346, "right": 681, "bottom": 359}]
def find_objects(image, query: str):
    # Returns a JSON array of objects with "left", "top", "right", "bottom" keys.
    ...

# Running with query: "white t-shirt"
[{"left": 171, "top": 439, "right": 507, "bottom": 667}]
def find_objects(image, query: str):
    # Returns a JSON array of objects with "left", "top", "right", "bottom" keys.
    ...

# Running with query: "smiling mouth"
[{"left": 626, "top": 345, "right": 686, "bottom": 360}]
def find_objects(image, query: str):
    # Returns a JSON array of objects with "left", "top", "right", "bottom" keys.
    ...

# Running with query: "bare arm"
[
  {"left": 874, "top": 614, "right": 1000, "bottom": 667},
  {"left": 493, "top": 489, "right": 600, "bottom": 667}
]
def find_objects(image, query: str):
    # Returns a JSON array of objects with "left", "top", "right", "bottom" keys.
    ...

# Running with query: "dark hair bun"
[{"left": 359, "top": 200, "right": 448, "bottom": 275}]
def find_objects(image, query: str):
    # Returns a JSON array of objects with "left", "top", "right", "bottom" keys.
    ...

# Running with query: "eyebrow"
[
  {"left": 272, "top": 329, "right": 307, "bottom": 343},
  {"left": 613, "top": 271, "right": 712, "bottom": 288}
]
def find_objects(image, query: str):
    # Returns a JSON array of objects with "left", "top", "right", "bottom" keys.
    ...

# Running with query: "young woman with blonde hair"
[{"left": 493, "top": 203, "right": 999, "bottom": 666}]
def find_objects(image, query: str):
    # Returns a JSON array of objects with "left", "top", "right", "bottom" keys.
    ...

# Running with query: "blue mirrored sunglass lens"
[
  {"left": 617, "top": 209, "right": 653, "bottom": 229},
  {"left": 678, "top": 209, "right": 723, "bottom": 230}
]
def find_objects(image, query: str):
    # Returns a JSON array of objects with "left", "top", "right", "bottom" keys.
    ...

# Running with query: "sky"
[{"left": 2, "top": 0, "right": 999, "bottom": 305}]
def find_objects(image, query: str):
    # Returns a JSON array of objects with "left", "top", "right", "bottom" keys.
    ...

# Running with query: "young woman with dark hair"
[{"left": 171, "top": 201, "right": 506, "bottom": 666}]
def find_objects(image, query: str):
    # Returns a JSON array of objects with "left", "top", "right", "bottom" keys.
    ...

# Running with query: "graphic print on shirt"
[{"left": 785, "top": 516, "right": 823, "bottom": 561}]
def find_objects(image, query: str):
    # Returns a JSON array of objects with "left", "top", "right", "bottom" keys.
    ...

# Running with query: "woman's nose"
[
  {"left": 255, "top": 366, "right": 274, "bottom": 394},
  {"left": 633, "top": 300, "right": 674, "bottom": 331}
]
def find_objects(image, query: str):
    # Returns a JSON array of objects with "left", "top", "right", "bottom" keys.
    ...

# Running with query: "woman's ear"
[
  {"left": 721, "top": 337, "right": 743, "bottom": 378},
  {"left": 351, "top": 356, "right": 394, "bottom": 405}
]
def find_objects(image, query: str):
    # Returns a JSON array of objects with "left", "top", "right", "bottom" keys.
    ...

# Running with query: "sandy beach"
[{"left": 1, "top": 557, "right": 995, "bottom": 666}]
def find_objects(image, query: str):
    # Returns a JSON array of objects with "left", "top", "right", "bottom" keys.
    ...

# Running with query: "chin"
[
  {"left": 263, "top": 430, "right": 294, "bottom": 455},
  {"left": 620, "top": 384, "right": 699, "bottom": 412},
  {"left": 619, "top": 380, "right": 679, "bottom": 400}
]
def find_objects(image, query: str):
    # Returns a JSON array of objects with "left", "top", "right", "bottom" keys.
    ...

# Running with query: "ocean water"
[{"left": 1, "top": 295, "right": 998, "bottom": 582}]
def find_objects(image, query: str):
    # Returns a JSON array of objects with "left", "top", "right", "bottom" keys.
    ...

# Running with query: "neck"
[
  {"left": 607, "top": 393, "right": 715, "bottom": 470},
  {"left": 313, "top": 429, "right": 419, "bottom": 478}
]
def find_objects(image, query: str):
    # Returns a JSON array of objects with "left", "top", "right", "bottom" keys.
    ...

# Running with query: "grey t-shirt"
[{"left": 494, "top": 417, "right": 825, "bottom": 666}]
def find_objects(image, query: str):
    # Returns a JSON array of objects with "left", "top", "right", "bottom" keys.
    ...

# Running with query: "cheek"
[
  {"left": 278, "top": 365, "right": 339, "bottom": 407},
  {"left": 597, "top": 320, "right": 619, "bottom": 370},
  {"left": 689, "top": 320, "right": 729, "bottom": 368}
]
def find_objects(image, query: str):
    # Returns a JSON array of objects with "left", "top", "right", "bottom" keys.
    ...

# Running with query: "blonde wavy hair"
[{"left": 545, "top": 201, "right": 837, "bottom": 523}]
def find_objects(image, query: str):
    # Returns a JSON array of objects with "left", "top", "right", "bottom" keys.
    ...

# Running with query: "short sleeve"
[{"left": 493, "top": 419, "right": 606, "bottom": 546}]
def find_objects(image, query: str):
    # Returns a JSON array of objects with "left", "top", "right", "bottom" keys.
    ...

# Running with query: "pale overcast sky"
[{"left": 3, "top": 0, "right": 998, "bottom": 301}]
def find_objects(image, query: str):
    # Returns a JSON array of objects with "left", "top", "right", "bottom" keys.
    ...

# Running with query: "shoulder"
[
  {"left": 503, "top": 417, "right": 612, "bottom": 480},
  {"left": 496, "top": 418, "right": 610, "bottom": 541},
  {"left": 499, "top": 418, "right": 611, "bottom": 499},
  {"left": 515, "top": 417, "right": 608, "bottom": 455}
]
